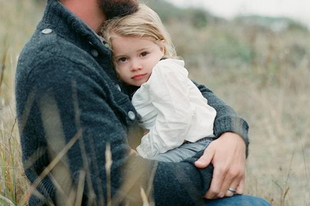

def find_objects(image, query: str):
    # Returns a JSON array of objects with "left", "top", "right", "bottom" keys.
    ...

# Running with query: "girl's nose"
[{"left": 130, "top": 59, "right": 142, "bottom": 71}]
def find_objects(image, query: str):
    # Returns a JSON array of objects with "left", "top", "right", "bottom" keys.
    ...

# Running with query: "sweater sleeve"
[
  {"left": 17, "top": 57, "right": 214, "bottom": 206},
  {"left": 193, "top": 81, "right": 250, "bottom": 156}
]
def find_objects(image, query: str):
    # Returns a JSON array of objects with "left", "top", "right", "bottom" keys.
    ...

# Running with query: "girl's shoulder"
[{"left": 153, "top": 59, "right": 188, "bottom": 77}]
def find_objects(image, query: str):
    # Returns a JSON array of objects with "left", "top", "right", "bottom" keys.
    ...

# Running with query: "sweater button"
[
  {"left": 41, "top": 28, "right": 53, "bottom": 34},
  {"left": 128, "top": 111, "right": 136, "bottom": 121},
  {"left": 91, "top": 49, "right": 99, "bottom": 57},
  {"left": 104, "top": 43, "right": 110, "bottom": 49}
]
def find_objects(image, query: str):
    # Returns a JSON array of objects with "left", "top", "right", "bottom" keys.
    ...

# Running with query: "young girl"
[{"left": 102, "top": 4, "right": 216, "bottom": 162}]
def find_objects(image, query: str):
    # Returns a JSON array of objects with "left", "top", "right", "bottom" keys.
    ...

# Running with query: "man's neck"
[{"left": 60, "top": 0, "right": 106, "bottom": 32}]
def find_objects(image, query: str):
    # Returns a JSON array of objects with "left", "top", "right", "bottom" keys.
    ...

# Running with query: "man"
[{"left": 15, "top": 0, "right": 270, "bottom": 205}]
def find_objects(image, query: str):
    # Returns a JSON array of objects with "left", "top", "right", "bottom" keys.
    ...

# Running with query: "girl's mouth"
[{"left": 132, "top": 73, "right": 147, "bottom": 80}]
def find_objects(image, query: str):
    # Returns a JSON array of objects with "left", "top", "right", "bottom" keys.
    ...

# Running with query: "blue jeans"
[
  {"left": 152, "top": 137, "right": 214, "bottom": 162},
  {"left": 201, "top": 195, "right": 272, "bottom": 206}
]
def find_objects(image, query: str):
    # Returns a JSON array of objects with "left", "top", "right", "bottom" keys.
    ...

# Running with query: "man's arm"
[
  {"left": 194, "top": 81, "right": 249, "bottom": 198},
  {"left": 194, "top": 81, "right": 249, "bottom": 149}
]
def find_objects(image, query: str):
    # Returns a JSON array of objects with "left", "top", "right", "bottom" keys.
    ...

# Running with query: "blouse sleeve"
[{"left": 136, "top": 60, "right": 194, "bottom": 158}]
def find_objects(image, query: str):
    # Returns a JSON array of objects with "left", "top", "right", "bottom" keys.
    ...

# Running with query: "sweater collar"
[{"left": 40, "top": 0, "right": 106, "bottom": 52}]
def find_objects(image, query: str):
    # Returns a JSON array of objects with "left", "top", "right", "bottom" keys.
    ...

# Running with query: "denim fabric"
[
  {"left": 202, "top": 195, "right": 272, "bottom": 206},
  {"left": 152, "top": 137, "right": 214, "bottom": 162}
]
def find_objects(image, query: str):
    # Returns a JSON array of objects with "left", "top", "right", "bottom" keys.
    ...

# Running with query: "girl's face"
[{"left": 111, "top": 34, "right": 164, "bottom": 86}]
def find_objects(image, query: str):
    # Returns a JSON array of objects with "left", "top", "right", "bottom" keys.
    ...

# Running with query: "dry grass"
[
  {"left": 192, "top": 64, "right": 310, "bottom": 206},
  {"left": 0, "top": 0, "right": 43, "bottom": 205},
  {"left": 1, "top": 0, "right": 309, "bottom": 205},
  {"left": 186, "top": 23, "right": 310, "bottom": 206}
]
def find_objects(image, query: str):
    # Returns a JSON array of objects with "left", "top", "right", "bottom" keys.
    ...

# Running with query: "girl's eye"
[
  {"left": 118, "top": 57, "right": 127, "bottom": 63},
  {"left": 140, "top": 51, "right": 148, "bottom": 57}
]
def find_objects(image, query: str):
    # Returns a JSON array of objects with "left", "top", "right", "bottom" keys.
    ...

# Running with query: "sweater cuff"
[{"left": 214, "top": 116, "right": 250, "bottom": 157}]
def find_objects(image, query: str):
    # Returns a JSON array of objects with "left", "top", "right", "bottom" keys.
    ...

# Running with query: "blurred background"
[
  {"left": 166, "top": 0, "right": 310, "bottom": 29},
  {"left": 1, "top": 0, "right": 309, "bottom": 205}
]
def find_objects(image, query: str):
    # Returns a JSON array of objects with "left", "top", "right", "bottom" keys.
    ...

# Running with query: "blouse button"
[{"left": 128, "top": 111, "right": 136, "bottom": 121}]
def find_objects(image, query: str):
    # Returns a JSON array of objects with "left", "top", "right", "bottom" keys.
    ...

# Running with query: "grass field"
[{"left": 1, "top": 0, "right": 309, "bottom": 205}]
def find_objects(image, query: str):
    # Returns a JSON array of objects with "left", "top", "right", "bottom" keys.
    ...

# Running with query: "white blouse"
[{"left": 132, "top": 59, "right": 216, "bottom": 158}]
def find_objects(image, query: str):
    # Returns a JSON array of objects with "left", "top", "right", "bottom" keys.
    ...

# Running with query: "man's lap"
[{"left": 201, "top": 195, "right": 271, "bottom": 206}]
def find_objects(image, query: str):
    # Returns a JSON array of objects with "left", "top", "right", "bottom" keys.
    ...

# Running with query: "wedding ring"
[{"left": 228, "top": 188, "right": 237, "bottom": 194}]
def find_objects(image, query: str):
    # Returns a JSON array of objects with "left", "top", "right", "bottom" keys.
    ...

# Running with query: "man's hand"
[{"left": 195, "top": 132, "right": 246, "bottom": 199}]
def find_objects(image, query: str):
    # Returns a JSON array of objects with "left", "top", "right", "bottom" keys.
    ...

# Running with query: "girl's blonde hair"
[{"left": 101, "top": 4, "right": 177, "bottom": 58}]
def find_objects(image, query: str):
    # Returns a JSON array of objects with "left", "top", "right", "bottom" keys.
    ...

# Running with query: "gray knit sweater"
[{"left": 15, "top": 0, "right": 249, "bottom": 205}]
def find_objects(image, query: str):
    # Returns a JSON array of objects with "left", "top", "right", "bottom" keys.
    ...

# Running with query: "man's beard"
[{"left": 98, "top": 0, "right": 139, "bottom": 20}]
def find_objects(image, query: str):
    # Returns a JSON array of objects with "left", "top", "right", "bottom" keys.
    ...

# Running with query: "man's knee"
[{"left": 201, "top": 195, "right": 271, "bottom": 206}]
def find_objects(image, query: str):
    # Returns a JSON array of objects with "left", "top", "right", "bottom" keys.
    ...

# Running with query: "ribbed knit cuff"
[{"left": 214, "top": 116, "right": 250, "bottom": 157}]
